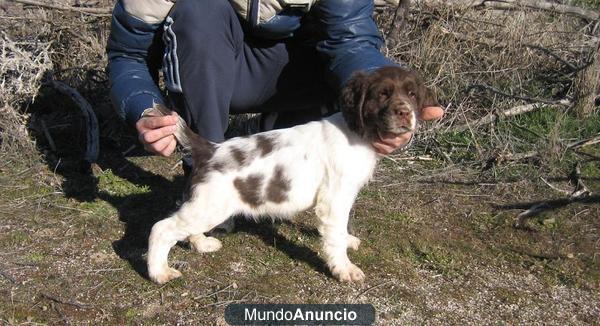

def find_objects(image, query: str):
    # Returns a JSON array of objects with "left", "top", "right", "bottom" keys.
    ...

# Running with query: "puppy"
[{"left": 146, "top": 66, "right": 439, "bottom": 284}]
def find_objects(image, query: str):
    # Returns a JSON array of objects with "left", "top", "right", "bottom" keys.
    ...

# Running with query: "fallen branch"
[
  {"left": 514, "top": 163, "right": 592, "bottom": 228},
  {"left": 570, "top": 163, "right": 592, "bottom": 199},
  {"left": 514, "top": 203, "right": 548, "bottom": 228},
  {"left": 567, "top": 134, "right": 600, "bottom": 150},
  {"left": 385, "top": 0, "right": 411, "bottom": 47},
  {"left": 489, "top": 134, "right": 599, "bottom": 164},
  {"left": 12, "top": 0, "right": 397, "bottom": 16},
  {"left": 41, "top": 292, "right": 91, "bottom": 309},
  {"left": 411, "top": 0, "right": 600, "bottom": 21},
  {"left": 450, "top": 99, "right": 571, "bottom": 132},
  {"left": 11, "top": 0, "right": 111, "bottom": 16},
  {"left": 441, "top": 29, "right": 589, "bottom": 73},
  {"left": 540, "top": 177, "right": 571, "bottom": 196},
  {"left": 465, "top": 84, "right": 570, "bottom": 105},
  {"left": 46, "top": 78, "right": 99, "bottom": 163}
]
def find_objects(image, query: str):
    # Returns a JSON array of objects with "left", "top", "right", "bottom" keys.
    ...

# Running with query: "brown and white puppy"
[{"left": 146, "top": 66, "right": 438, "bottom": 284}]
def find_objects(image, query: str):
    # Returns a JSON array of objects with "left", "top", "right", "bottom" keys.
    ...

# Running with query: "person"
[{"left": 107, "top": 0, "right": 444, "bottom": 159}]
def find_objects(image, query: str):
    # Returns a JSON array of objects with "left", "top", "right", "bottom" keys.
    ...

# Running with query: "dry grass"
[
  {"left": 0, "top": 1, "right": 599, "bottom": 324},
  {"left": 376, "top": 3, "right": 599, "bottom": 164}
]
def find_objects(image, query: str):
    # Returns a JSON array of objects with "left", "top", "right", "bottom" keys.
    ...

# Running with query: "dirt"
[
  {"left": 1, "top": 0, "right": 599, "bottom": 324},
  {"left": 1, "top": 145, "right": 598, "bottom": 324}
]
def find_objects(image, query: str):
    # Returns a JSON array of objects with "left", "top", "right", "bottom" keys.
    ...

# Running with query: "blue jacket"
[{"left": 107, "top": 0, "right": 396, "bottom": 125}]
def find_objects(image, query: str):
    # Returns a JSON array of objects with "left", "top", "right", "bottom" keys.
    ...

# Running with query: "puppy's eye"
[
  {"left": 378, "top": 90, "right": 390, "bottom": 99},
  {"left": 408, "top": 91, "right": 417, "bottom": 99}
]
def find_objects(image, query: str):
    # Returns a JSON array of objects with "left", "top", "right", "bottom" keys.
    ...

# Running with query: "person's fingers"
[
  {"left": 420, "top": 106, "right": 444, "bottom": 121},
  {"left": 158, "top": 137, "right": 177, "bottom": 157},
  {"left": 148, "top": 134, "right": 174, "bottom": 153},
  {"left": 372, "top": 132, "right": 413, "bottom": 155},
  {"left": 372, "top": 142, "right": 394, "bottom": 155},
  {"left": 140, "top": 125, "right": 177, "bottom": 144},
  {"left": 139, "top": 115, "right": 179, "bottom": 130}
]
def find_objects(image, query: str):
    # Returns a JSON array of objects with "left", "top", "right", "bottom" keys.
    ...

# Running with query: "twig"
[
  {"left": 194, "top": 283, "right": 235, "bottom": 301},
  {"left": 450, "top": 99, "right": 571, "bottom": 132},
  {"left": 355, "top": 280, "right": 394, "bottom": 299},
  {"left": 494, "top": 150, "right": 539, "bottom": 162},
  {"left": 441, "top": 28, "right": 591, "bottom": 73},
  {"left": 540, "top": 177, "right": 571, "bottom": 196},
  {"left": 11, "top": 0, "right": 111, "bottom": 16},
  {"left": 45, "top": 78, "right": 99, "bottom": 163},
  {"left": 575, "top": 150, "right": 600, "bottom": 161},
  {"left": 489, "top": 134, "right": 598, "bottom": 164},
  {"left": 89, "top": 268, "right": 124, "bottom": 273},
  {"left": 41, "top": 292, "right": 91, "bottom": 309},
  {"left": 411, "top": 0, "right": 600, "bottom": 21},
  {"left": 0, "top": 270, "right": 16, "bottom": 284},
  {"left": 386, "top": 0, "right": 410, "bottom": 46},
  {"left": 465, "top": 84, "right": 569, "bottom": 105},
  {"left": 514, "top": 203, "right": 549, "bottom": 228},
  {"left": 514, "top": 163, "right": 592, "bottom": 228},
  {"left": 567, "top": 134, "right": 600, "bottom": 150},
  {"left": 485, "top": 0, "right": 600, "bottom": 21},
  {"left": 570, "top": 163, "right": 592, "bottom": 200}
]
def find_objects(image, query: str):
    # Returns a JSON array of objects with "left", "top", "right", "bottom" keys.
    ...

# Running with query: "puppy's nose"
[{"left": 392, "top": 104, "right": 411, "bottom": 116}]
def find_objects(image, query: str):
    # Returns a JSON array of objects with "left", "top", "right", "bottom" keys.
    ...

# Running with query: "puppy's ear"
[
  {"left": 420, "top": 85, "right": 440, "bottom": 109},
  {"left": 340, "top": 72, "right": 369, "bottom": 133}
]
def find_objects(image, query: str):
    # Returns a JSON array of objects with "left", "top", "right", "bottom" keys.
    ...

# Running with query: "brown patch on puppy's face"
[{"left": 340, "top": 66, "right": 439, "bottom": 140}]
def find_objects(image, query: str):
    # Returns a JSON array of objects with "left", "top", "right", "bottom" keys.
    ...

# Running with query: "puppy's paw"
[
  {"left": 347, "top": 235, "right": 361, "bottom": 251},
  {"left": 189, "top": 235, "right": 222, "bottom": 253},
  {"left": 149, "top": 267, "right": 182, "bottom": 285},
  {"left": 331, "top": 263, "right": 365, "bottom": 283}
]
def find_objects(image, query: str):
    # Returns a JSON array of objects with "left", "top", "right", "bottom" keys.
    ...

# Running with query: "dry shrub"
[
  {"left": 0, "top": 5, "right": 114, "bottom": 175},
  {"left": 377, "top": 3, "right": 599, "bottom": 160},
  {"left": 0, "top": 32, "right": 53, "bottom": 168},
  {"left": 382, "top": 5, "right": 596, "bottom": 119}
]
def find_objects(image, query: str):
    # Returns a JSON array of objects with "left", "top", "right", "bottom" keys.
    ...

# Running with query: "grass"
[{"left": 0, "top": 0, "right": 599, "bottom": 324}]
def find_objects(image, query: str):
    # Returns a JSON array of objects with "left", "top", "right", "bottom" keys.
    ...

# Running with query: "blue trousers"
[{"left": 163, "top": 0, "right": 331, "bottom": 142}]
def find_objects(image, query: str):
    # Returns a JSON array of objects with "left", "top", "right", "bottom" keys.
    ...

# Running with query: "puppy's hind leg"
[
  {"left": 188, "top": 233, "right": 222, "bottom": 253},
  {"left": 147, "top": 213, "right": 192, "bottom": 284},
  {"left": 347, "top": 234, "right": 361, "bottom": 251}
]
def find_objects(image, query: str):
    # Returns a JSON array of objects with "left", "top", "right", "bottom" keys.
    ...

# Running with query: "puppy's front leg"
[
  {"left": 316, "top": 191, "right": 364, "bottom": 283},
  {"left": 147, "top": 215, "right": 189, "bottom": 284}
]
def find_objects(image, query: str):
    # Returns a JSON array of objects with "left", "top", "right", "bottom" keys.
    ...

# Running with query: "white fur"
[{"left": 147, "top": 113, "right": 379, "bottom": 284}]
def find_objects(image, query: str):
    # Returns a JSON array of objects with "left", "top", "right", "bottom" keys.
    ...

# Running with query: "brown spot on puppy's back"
[
  {"left": 233, "top": 174, "right": 264, "bottom": 207},
  {"left": 231, "top": 147, "right": 247, "bottom": 166},
  {"left": 255, "top": 134, "right": 275, "bottom": 157},
  {"left": 267, "top": 165, "right": 291, "bottom": 203},
  {"left": 211, "top": 161, "right": 226, "bottom": 173}
]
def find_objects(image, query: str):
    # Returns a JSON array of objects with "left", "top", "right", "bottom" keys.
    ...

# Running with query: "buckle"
[{"left": 281, "top": 0, "right": 314, "bottom": 12}]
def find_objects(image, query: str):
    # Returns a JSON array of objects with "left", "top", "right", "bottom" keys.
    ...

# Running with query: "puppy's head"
[{"left": 340, "top": 66, "right": 439, "bottom": 140}]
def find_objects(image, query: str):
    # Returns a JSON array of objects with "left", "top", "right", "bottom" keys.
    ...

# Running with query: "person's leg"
[
  {"left": 165, "top": 0, "right": 299, "bottom": 142},
  {"left": 230, "top": 41, "right": 335, "bottom": 130}
]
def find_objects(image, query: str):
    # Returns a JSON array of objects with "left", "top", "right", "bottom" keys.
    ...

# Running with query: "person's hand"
[
  {"left": 136, "top": 111, "right": 179, "bottom": 157},
  {"left": 372, "top": 106, "right": 444, "bottom": 155}
]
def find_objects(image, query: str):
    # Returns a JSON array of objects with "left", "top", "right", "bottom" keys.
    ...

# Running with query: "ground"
[
  {"left": 0, "top": 0, "right": 599, "bottom": 324},
  {"left": 1, "top": 134, "right": 598, "bottom": 324}
]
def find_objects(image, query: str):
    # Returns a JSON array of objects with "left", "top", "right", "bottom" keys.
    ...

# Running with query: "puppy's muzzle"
[{"left": 386, "top": 100, "right": 416, "bottom": 134}]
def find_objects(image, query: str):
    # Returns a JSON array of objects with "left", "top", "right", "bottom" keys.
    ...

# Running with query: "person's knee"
[
  {"left": 168, "top": 0, "right": 241, "bottom": 56},
  {"left": 170, "top": 0, "right": 237, "bottom": 32}
]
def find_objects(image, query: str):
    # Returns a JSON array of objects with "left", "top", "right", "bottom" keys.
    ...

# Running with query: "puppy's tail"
[{"left": 150, "top": 103, "right": 214, "bottom": 152}]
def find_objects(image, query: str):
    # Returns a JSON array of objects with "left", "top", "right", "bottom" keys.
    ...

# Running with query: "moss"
[{"left": 97, "top": 169, "right": 151, "bottom": 197}]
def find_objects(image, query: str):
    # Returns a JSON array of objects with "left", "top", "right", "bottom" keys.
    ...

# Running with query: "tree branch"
[{"left": 11, "top": 0, "right": 111, "bottom": 16}]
